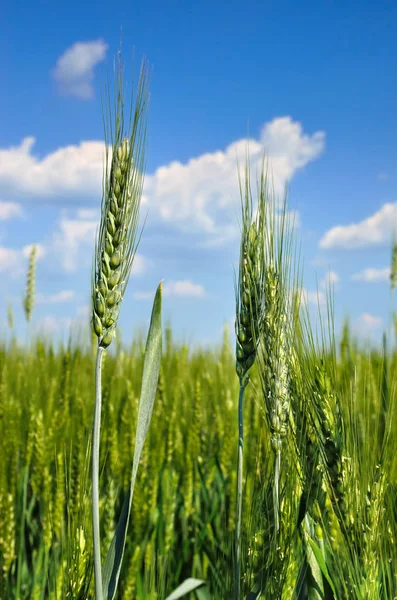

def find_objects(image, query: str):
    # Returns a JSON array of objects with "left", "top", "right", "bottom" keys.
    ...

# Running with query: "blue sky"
[{"left": 1, "top": 0, "right": 397, "bottom": 349}]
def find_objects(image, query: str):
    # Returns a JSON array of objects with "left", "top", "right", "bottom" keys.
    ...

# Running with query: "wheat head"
[
  {"left": 23, "top": 244, "right": 37, "bottom": 323},
  {"left": 92, "top": 58, "right": 149, "bottom": 348}
]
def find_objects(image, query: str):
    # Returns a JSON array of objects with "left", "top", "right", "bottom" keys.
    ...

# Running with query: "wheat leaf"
[
  {"left": 165, "top": 578, "right": 208, "bottom": 600},
  {"left": 102, "top": 281, "right": 163, "bottom": 600}
]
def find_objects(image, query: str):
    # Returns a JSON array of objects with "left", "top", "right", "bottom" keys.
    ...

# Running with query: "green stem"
[
  {"left": 92, "top": 346, "right": 104, "bottom": 599},
  {"left": 274, "top": 442, "right": 281, "bottom": 534},
  {"left": 16, "top": 465, "right": 29, "bottom": 600},
  {"left": 234, "top": 382, "right": 246, "bottom": 600}
]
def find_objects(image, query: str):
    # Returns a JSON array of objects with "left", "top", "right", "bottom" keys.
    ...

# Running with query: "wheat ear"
[
  {"left": 91, "top": 52, "right": 149, "bottom": 600},
  {"left": 23, "top": 244, "right": 37, "bottom": 323}
]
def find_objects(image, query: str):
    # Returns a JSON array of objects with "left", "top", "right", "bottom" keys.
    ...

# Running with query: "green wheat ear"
[
  {"left": 234, "top": 157, "right": 266, "bottom": 387},
  {"left": 23, "top": 244, "right": 37, "bottom": 323},
  {"left": 92, "top": 54, "right": 149, "bottom": 348}
]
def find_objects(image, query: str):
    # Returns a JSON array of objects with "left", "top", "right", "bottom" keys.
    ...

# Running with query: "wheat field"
[{"left": 1, "top": 50, "right": 397, "bottom": 600}]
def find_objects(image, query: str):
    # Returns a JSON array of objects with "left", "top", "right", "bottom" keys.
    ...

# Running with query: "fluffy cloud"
[
  {"left": 22, "top": 243, "right": 45, "bottom": 260},
  {"left": 0, "top": 243, "right": 44, "bottom": 278},
  {"left": 321, "top": 270, "right": 339, "bottom": 288},
  {"left": 0, "top": 201, "right": 23, "bottom": 220},
  {"left": 0, "top": 137, "right": 105, "bottom": 199},
  {"left": 130, "top": 254, "right": 150, "bottom": 276},
  {"left": 52, "top": 216, "right": 98, "bottom": 271},
  {"left": 352, "top": 267, "right": 391, "bottom": 282},
  {"left": 0, "top": 117, "right": 324, "bottom": 242},
  {"left": 357, "top": 313, "right": 383, "bottom": 330},
  {"left": 0, "top": 247, "right": 21, "bottom": 273},
  {"left": 34, "top": 316, "right": 73, "bottom": 336},
  {"left": 50, "top": 211, "right": 149, "bottom": 274},
  {"left": 163, "top": 280, "right": 207, "bottom": 297},
  {"left": 349, "top": 313, "right": 384, "bottom": 345},
  {"left": 52, "top": 39, "right": 108, "bottom": 99},
  {"left": 133, "top": 279, "right": 207, "bottom": 300},
  {"left": 319, "top": 203, "right": 397, "bottom": 249},
  {"left": 37, "top": 290, "right": 75, "bottom": 304},
  {"left": 143, "top": 117, "right": 324, "bottom": 241},
  {"left": 0, "top": 116, "right": 324, "bottom": 274},
  {"left": 302, "top": 289, "right": 326, "bottom": 306}
]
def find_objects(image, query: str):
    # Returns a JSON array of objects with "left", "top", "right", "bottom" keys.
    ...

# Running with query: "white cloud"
[
  {"left": 321, "top": 270, "right": 339, "bottom": 288},
  {"left": 131, "top": 254, "right": 150, "bottom": 276},
  {"left": 0, "top": 201, "right": 23, "bottom": 220},
  {"left": 310, "top": 256, "right": 334, "bottom": 268},
  {"left": 52, "top": 216, "right": 98, "bottom": 271},
  {"left": 300, "top": 288, "right": 326, "bottom": 306},
  {"left": 77, "top": 208, "right": 99, "bottom": 220},
  {"left": 132, "top": 290, "right": 155, "bottom": 301},
  {"left": 76, "top": 305, "right": 90, "bottom": 317},
  {"left": 52, "top": 39, "right": 108, "bottom": 99},
  {"left": 319, "top": 203, "right": 397, "bottom": 249},
  {"left": 35, "top": 316, "right": 72, "bottom": 335},
  {"left": 0, "top": 137, "right": 105, "bottom": 199},
  {"left": 133, "top": 279, "right": 207, "bottom": 300},
  {"left": 50, "top": 211, "right": 149, "bottom": 274},
  {"left": 22, "top": 243, "right": 45, "bottom": 260},
  {"left": 0, "top": 243, "right": 45, "bottom": 277},
  {"left": 0, "top": 117, "right": 323, "bottom": 244},
  {"left": 350, "top": 313, "right": 384, "bottom": 345},
  {"left": 357, "top": 313, "right": 383, "bottom": 329},
  {"left": 0, "top": 247, "right": 21, "bottom": 273},
  {"left": 143, "top": 117, "right": 324, "bottom": 241},
  {"left": 163, "top": 280, "right": 207, "bottom": 298},
  {"left": 352, "top": 267, "right": 391, "bottom": 282},
  {"left": 37, "top": 290, "right": 75, "bottom": 304}
]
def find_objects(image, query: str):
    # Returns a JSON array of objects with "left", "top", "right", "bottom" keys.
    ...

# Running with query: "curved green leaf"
[
  {"left": 305, "top": 539, "right": 325, "bottom": 599},
  {"left": 102, "top": 281, "right": 163, "bottom": 600},
  {"left": 165, "top": 578, "right": 209, "bottom": 600},
  {"left": 307, "top": 538, "right": 338, "bottom": 599}
]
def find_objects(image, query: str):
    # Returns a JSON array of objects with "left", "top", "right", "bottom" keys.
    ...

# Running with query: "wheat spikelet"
[
  {"left": 312, "top": 363, "right": 349, "bottom": 529},
  {"left": 0, "top": 492, "right": 16, "bottom": 575},
  {"left": 23, "top": 244, "right": 36, "bottom": 323},
  {"left": 53, "top": 451, "right": 65, "bottom": 541},
  {"left": 235, "top": 219, "right": 264, "bottom": 385},
  {"left": 31, "top": 408, "right": 45, "bottom": 497},
  {"left": 122, "top": 545, "right": 141, "bottom": 599},
  {"left": 261, "top": 264, "right": 290, "bottom": 452},
  {"left": 102, "top": 477, "right": 117, "bottom": 548}
]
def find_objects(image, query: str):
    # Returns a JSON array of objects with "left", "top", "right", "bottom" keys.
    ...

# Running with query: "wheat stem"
[
  {"left": 92, "top": 345, "right": 104, "bottom": 599},
  {"left": 15, "top": 466, "right": 29, "bottom": 600},
  {"left": 273, "top": 444, "right": 281, "bottom": 533},
  {"left": 234, "top": 381, "right": 246, "bottom": 600}
]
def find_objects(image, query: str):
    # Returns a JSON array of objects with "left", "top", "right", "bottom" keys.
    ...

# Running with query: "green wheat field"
[{"left": 1, "top": 52, "right": 397, "bottom": 600}]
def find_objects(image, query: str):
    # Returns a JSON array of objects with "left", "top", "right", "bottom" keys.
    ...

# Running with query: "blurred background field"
[{"left": 1, "top": 313, "right": 397, "bottom": 598}]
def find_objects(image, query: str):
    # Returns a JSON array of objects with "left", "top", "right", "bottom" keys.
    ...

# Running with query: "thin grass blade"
[
  {"left": 165, "top": 578, "right": 209, "bottom": 600},
  {"left": 307, "top": 538, "right": 338, "bottom": 599}
]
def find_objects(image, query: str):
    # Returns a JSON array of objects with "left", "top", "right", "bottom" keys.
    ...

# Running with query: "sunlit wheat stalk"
[
  {"left": 91, "top": 51, "right": 149, "bottom": 599},
  {"left": 233, "top": 154, "right": 266, "bottom": 600}
]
